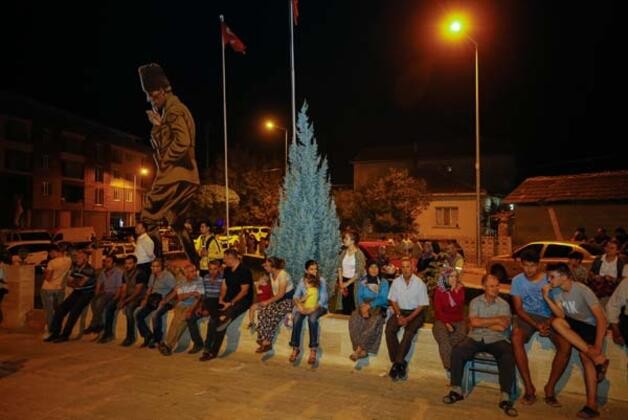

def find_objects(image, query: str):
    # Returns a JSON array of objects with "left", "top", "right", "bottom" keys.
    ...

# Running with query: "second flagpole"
[
  {"left": 220, "top": 14, "right": 230, "bottom": 234},
  {"left": 289, "top": 0, "right": 296, "bottom": 145}
]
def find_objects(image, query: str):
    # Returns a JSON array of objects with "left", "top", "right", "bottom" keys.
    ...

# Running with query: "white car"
[
  {"left": 5, "top": 241, "right": 52, "bottom": 265},
  {"left": 1, "top": 229, "right": 52, "bottom": 243}
]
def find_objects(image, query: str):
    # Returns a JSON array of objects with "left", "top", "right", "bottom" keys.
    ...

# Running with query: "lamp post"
[
  {"left": 445, "top": 17, "right": 482, "bottom": 265},
  {"left": 132, "top": 167, "right": 149, "bottom": 226},
  {"left": 264, "top": 120, "right": 289, "bottom": 175}
]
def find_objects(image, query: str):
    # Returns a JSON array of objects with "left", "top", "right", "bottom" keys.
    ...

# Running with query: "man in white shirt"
[
  {"left": 41, "top": 245, "right": 72, "bottom": 334},
  {"left": 588, "top": 239, "right": 626, "bottom": 304},
  {"left": 385, "top": 258, "right": 430, "bottom": 381},
  {"left": 135, "top": 222, "right": 155, "bottom": 279}
]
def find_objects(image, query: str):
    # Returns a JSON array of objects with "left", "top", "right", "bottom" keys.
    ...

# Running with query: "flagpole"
[
  {"left": 220, "top": 14, "right": 230, "bottom": 234},
  {"left": 289, "top": 0, "right": 296, "bottom": 145}
]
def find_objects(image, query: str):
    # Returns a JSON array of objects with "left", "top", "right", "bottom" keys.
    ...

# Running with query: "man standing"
[
  {"left": 158, "top": 262, "right": 204, "bottom": 356},
  {"left": 84, "top": 255, "right": 123, "bottom": 335},
  {"left": 606, "top": 276, "right": 628, "bottom": 347},
  {"left": 45, "top": 250, "right": 96, "bottom": 343},
  {"left": 511, "top": 250, "right": 571, "bottom": 407},
  {"left": 41, "top": 245, "right": 71, "bottom": 335},
  {"left": 195, "top": 221, "right": 223, "bottom": 277},
  {"left": 199, "top": 249, "right": 253, "bottom": 361},
  {"left": 443, "top": 274, "right": 517, "bottom": 417},
  {"left": 385, "top": 258, "right": 429, "bottom": 381},
  {"left": 543, "top": 263, "right": 609, "bottom": 419},
  {"left": 100, "top": 255, "right": 148, "bottom": 345},
  {"left": 138, "top": 63, "right": 200, "bottom": 267},
  {"left": 187, "top": 259, "right": 224, "bottom": 354},
  {"left": 134, "top": 222, "right": 155, "bottom": 279},
  {"left": 445, "top": 241, "right": 464, "bottom": 275},
  {"left": 588, "top": 239, "right": 626, "bottom": 305}
]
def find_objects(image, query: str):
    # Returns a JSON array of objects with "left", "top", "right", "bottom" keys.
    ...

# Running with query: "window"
[
  {"left": 125, "top": 189, "right": 133, "bottom": 202},
  {"left": 95, "top": 188, "right": 104, "bottom": 205},
  {"left": 61, "top": 183, "right": 84, "bottom": 203},
  {"left": 61, "top": 161, "right": 84, "bottom": 179},
  {"left": 435, "top": 207, "right": 459, "bottom": 227},
  {"left": 124, "top": 173, "right": 134, "bottom": 182},
  {"left": 513, "top": 243, "right": 544, "bottom": 259},
  {"left": 4, "top": 149, "right": 32, "bottom": 172},
  {"left": 41, "top": 181, "right": 51, "bottom": 197},
  {"left": 61, "top": 132, "right": 84, "bottom": 155},
  {"left": 5, "top": 119, "right": 30, "bottom": 141},
  {"left": 95, "top": 143, "right": 105, "bottom": 162},
  {"left": 111, "top": 148, "right": 123, "bottom": 164},
  {"left": 95, "top": 166, "right": 104, "bottom": 183},
  {"left": 124, "top": 153, "right": 133, "bottom": 163},
  {"left": 41, "top": 154, "right": 49, "bottom": 170},
  {"left": 113, "top": 188, "right": 122, "bottom": 201},
  {"left": 112, "top": 169, "right": 121, "bottom": 180},
  {"left": 544, "top": 244, "right": 573, "bottom": 259}
]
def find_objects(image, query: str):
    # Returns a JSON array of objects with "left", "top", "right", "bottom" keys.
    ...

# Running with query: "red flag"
[
  {"left": 293, "top": 0, "right": 299, "bottom": 26},
  {"left": 221, "top": 22, "right": 246, "bottom": 54}
]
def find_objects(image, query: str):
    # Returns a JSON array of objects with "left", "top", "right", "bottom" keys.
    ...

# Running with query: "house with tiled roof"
[{"left": 504, "top": 171, "right": 628, "bottom": 245}]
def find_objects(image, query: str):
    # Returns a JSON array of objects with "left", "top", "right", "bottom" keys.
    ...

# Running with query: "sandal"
[
  {"left": 543, "top": 395, "right": 562, "bottom": 408},
  {"left": 498, "top": 400, "right": 518, "bottom": 417},
  {"left": 289, "top": 348, "right": 300, "bottom": 363},
  {"left": 356, "top": 350, "right": 368, "bottom": 359},
  {"left": 520, "top": 393, "right": 536, "bottom": 405},
  {"left": 595, "top": 359, "right": 609, "bottom": 383},
  {"left": 349, "top": 352, "right": 359, "bottom": 361},
  {"left": 255, "top": 343, "right": 272, "bottom": 353},
  {"left": 576, "top": 406, "right": 600, "bottom": 418},
  {"left": 307, "top": 350, "right": 317, "bottom": 365},
  {"left": 442, "top": 391, "right": 464, "bottom": 405}
]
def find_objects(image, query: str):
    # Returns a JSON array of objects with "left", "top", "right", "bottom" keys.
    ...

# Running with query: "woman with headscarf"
[
  {"left": 348, "top": 261, "right": 389, "bottom": 360},
  {"left": 432, "top": 268, "right": 466, "bottom": 373}
]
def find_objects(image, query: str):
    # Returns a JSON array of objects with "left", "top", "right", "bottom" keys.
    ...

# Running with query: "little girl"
[
  {"left": 248, "top": 274, "right": 273, "bottom": 330},
  {"left": 295, "top": 273, "right": 319, "bottom": 313}
]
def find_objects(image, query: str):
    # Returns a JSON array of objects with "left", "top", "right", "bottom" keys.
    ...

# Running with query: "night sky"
[{"left": 2, "top": 0, "right": 625, "bottom": 184}]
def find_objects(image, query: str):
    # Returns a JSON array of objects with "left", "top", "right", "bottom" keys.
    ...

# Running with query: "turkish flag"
[
  {"left": 293, "top": 0, "right": 299, "bottom": 26},
  {"left": 221, "top": 22, "right": 246, "bottom": 54}
]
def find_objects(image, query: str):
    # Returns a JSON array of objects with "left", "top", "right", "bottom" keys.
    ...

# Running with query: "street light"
[
  {"left": 264, "top": 119, "right": 289, "bottom": 174},
  {"left": 443, "top": 15, "right": 482, "bottom": 266},
  {"left": 132, "top": 167, "right": 149, "bottom": 225}
]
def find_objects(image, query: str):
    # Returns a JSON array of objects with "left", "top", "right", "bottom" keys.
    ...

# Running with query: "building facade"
[{"left": 0, "top": 93, "right": 154, "bottom": 238}]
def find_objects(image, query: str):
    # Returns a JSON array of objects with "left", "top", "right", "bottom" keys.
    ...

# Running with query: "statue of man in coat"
[{"left": 138, "top": 63, "right": 200, "bottom": 266}]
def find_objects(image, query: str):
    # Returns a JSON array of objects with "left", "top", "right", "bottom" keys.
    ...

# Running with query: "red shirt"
[
  {"left": 434, "top": 287, "right": 465, "bottom": 323},
  {"left": 256, "top": 282, "right": 273, "bottom": 302}
]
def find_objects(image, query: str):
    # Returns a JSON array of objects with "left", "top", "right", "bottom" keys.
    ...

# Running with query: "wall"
[{"left": 415, "top": 195, "right": 478, "bottom": 240}]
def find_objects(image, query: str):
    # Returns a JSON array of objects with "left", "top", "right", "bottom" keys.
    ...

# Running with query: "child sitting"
[{"left": 248, "top": 274, "right": 273, "bottom": 330}]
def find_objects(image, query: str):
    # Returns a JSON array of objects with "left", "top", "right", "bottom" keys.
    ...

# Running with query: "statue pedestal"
[{"left": 3, "top": 264, "right": 35, "bottom": 329}]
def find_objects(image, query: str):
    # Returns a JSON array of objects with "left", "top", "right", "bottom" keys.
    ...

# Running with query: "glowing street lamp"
[
  {"left": 443, "top": 14, "right": 482, "bottom": 265},
  {"left": 264, "top": 119, "right": 288, "bottom": 174},
  {"left": 132, "top": 167, "right": 150, "bottom": 225}
]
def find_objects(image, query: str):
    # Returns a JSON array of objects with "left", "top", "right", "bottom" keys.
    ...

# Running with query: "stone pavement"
[{"left": 1, "top": 331, "right": 627, "bottom": 419}]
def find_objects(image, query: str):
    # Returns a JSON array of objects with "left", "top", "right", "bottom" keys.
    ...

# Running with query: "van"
[
  {"left": 0, "top": 229, "right": 52, "bottom": 244},
  {"left": 52, "top": 227, "right": 96, "bottom": 247}
]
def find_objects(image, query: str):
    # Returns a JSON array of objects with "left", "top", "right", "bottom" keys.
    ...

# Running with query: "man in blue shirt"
[
  {"left": 511, "top": 250, "right": 571, "bottom": 407},
  {"left": 187, "top": 259, "right": 224, "bottom": 354}
]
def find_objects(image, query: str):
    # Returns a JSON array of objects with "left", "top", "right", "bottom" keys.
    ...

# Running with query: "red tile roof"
[{"left": 504, "top": 171, "right": 628, "bottom": 204}]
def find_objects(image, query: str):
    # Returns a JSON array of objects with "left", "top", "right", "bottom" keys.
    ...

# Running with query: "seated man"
[
  {"left": 385, "top": 258, "right": 429, "bottom": 381},
  {"left": 135, "top": 258, "right": 177, "bottom": 348},
  {"left": 100, "top": 255, "right": 148, "bottom": 345},
  {"left": 84, "top": 255, "right": 123, "bottom": 335},
  {"left": 45, "top": 250, "right": 97, "bottom": 343},
  {"left": 511, "top": 250, "right": 570, "bottom": 407},
  {"left": 443, "top": 274, "right": 517, "bottom": 417},
  {"left": 199, "top": 248, "right": 253, "bottom": 362},
  {"left": 187, "top": 259, "right": 224, "bottom": 354},
  {"left": 543, "top": 263, "right": 609, "bottom": 419},
  {"left": 606, "top": 274, "right": 628, "bottom": 347},
  {"left": 159, "top": 262, "right": 204, "bottom": 355}
]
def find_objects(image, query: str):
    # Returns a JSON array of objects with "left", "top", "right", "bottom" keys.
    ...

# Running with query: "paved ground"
[{"left": 1, "top": 331, "right": 627, "bottom": 419}]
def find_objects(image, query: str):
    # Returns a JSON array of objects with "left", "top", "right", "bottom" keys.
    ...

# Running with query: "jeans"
[
  {"left": 289, "top": 307, "right": 327, "bottom": 348},
  {"left": 187, "top": 297, "right": 220, "bottom": 348},
  {"left": 136, "top": 303, "right": 173, "bottom": 343},
  {"left": 41, "top": 289, "right": 65, "bottom": 332},
  {"left": 204, "top": 300, "right": 250, "bottom": 355},
  {"left": 104, "top": 299, "right": 140, "bottom": 340},
  {"left": 50, "top": 290, "right": 94, "bottom": 338},
  {"left": 450, "top": 337, "right": 515, "bottom": 395},
  {"left": 88, "top": 293, "right": 116, "bottom": 330},
  {"left": 385, "top": 310, "right": 425, "bottom": 364}
]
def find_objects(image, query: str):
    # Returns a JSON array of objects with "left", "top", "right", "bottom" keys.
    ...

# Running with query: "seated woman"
[
  {"left": 348, "top": 261, "right": 389, "bottom": 360},
  {"left": 432, "top": 268, "right": 466, "bottom": 374},
  {"left": 255, "top": 257, "right": 294, "bottom": 353},
  {"left": 289, "top": 260, "right": 329, "bottom": 365}
]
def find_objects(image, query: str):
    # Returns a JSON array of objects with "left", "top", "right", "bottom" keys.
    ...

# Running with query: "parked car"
[
  {"left": 104, "top": 242, "right": 136, "bottom": 264},
  {"left": 5, "top": 241, "right": 52, "bottom": 265},
  {"left": 1, "top": 229, "right": 52, "bottom": 243},
  {"left": 487, "top": 240, "right": 603, "bottom": 284},
  {"left": 218, "top": 226, "right": 271, "bottom": 247},
  {"left": 52, "top": 227, "right": 96, "bottom": 248},
  {"left": 358, "top": 240, "right": 415, "bottom": 279}
]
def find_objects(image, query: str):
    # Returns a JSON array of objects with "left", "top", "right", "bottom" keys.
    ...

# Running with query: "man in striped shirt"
[
  {"left": 45, "top": 249, "right": 96, "bottom": 343},
  {"left": 187, "top": 259, "right": 224, "bottom": 354}
]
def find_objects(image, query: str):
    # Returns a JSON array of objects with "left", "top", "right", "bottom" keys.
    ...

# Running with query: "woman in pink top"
[{"left": 432, "top": 268, "right": 466, "bottom": 372}]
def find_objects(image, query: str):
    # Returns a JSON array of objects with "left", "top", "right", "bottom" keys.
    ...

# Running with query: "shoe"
[
  {"left": 397, "top": 362, "right": 408, "bottom": 381},
  {"left": 199, "top": 352, "right": 216, "bottom": 362},
  {"left": 52, "top": 336, "right": 69, "bottom": 343},
  {"left": 389, "top": 363, "right": 400, "bottom": 380},
  {"left": 289, "top": 348, "right": 301, "bottom": 363},
  {"left": 140, "top": 335, "right": 153, "bottom": 348},
  {"left": 255, "top": 343, "right": 272, "bottom": 353},
  {"left": 188, "top": 345, "right": 204, "bottom": 354},
  {"left": 159, "top": 343, "right": 172, "bottom": 356},
  {"left": 44, "top": 334, "right": 59, "bottom": 342},
  {"left": 97, "top": 335, "right": 114, "bottom": 344},
  {"left": 148, "top": 339, "right": 156, "bottom": 349},
  {"left": 121, "top": 338, "right": 135, "bottom": 347}
]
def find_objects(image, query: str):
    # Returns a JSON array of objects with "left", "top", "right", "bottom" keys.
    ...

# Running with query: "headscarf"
[{"left": 437, "top": 267, "right": 457, "bottom": 307}]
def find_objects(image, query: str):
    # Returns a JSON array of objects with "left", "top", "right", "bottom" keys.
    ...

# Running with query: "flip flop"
[
  {"left": 499, "top": 401, "right": 518, "bottom": 417},
  {"left": 307, "top": 351, "right": 317, "bottom": 365},
  {"left": 595, "top": 359, "right": 609, "bottom": 383},
  {"left": 442, "top": 391, "right": 464, "bottom": 405},
  {"left": 289, "top": 349, "right": 301, "bottom": 363},
  {"left": 520, "top": 394, "right": 536, "bottom": 405},
  {"left": 576, "top": 406, "right": 600, "bottom": 418},
  {"left": 543, "top": 395, "right": 562, "bottom": 408}
]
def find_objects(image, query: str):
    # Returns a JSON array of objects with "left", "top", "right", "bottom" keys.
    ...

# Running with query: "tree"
[
  {"left": 267, "top": 102, "right": 341, "bottom": 284},
  {"left": 357, "top": 168, "right": 430, "bottom": 233}
]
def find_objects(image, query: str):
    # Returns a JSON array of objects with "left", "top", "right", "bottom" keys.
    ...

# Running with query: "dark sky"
[{"left": 2, "top": 0, "right": 625, "bottom": 183}]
